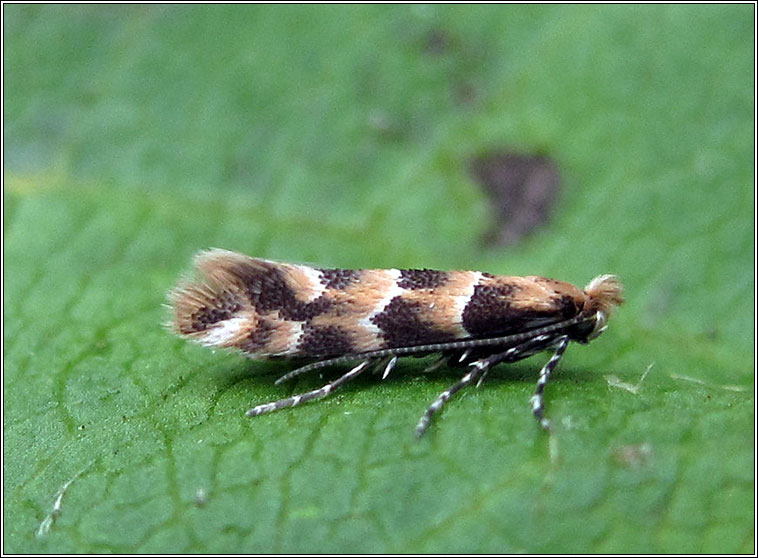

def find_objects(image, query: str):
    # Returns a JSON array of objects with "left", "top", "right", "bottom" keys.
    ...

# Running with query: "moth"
[{"left": 169, "top": 249, "right": 624, "bottom": 436}]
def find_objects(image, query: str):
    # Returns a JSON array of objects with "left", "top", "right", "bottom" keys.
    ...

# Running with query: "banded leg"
[
  {"left": 422, "top": 355, "right": 448, "bottom": 373},
  {"left": 415, "top": 334, "right": 568, "bottom": 437},
  {"left": 423, "top": 347, "right": 479, "bottom": 374},
  {"left": 529, "top": 336, "right": 569, "bottom": 431},
  {"left": 274, "top": 359, "right": 335, "bottom": 385},
  {"left": 477, "top": 333, "right": 555, "bottom": 368},
  {"left": 415, "top": 362, "right": 489, "bottom": 438},
  {"left": 247, "top": 359, "right": 374, "bottom": 417},
  {"left": 469, "top": 333, "right": 556, "bottom": 388}
]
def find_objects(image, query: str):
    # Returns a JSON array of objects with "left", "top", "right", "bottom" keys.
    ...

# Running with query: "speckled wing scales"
[{"left": 170, "top": 249, "right": 602, "bottom": 357}]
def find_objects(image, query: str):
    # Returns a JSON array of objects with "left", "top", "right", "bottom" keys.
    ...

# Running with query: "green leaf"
[{"left": 4, "top": 5, "right": 753, "bottom": 553}]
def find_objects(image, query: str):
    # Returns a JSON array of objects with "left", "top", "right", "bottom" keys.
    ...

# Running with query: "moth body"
[{"left": 169, "top": 249, "right": 623, "bottom": 435}]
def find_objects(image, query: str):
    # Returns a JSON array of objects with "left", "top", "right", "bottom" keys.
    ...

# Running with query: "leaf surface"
[{"left": 4, "top": 5, "right": 753, "bottom": 553}]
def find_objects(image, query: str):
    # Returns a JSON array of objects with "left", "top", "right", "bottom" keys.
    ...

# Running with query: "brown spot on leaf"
[
  {"left": 469, "top": 151, "right": 561, "bottom": 247},
  {"left": 423, "top": 29, "right": 454, "bottom": 55}
]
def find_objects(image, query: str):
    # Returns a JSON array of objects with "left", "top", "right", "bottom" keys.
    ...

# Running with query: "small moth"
[{"left": 169, "top": 249, "right": 623, "bottom": 436}]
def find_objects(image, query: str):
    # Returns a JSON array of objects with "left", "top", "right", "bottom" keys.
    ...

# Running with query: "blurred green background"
[{"left": 3, "top": 4, "right": 754, "bottom": 553}]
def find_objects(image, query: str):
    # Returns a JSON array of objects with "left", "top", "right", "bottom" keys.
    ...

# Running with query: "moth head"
[{"left": 583, "top": 275, "right": 624, "bottom": 341}]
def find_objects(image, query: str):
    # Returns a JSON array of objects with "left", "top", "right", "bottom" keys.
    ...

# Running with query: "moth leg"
[
  {"left": 274, "top": 360, "right": 327, "bottom": 385},
  {"left": 273, "top": 351, "right": 370, "bottom": 385},
  {"left": 415, "top": 362, "right": 490, "bottom": 438},
  {"left": 475, "top": 369, "right": 490, "bottom": 388},
  {"left": 379, "top": 355, "right": 398, "bottom": 380},
  {"left": 247, "top": 359, "right": 374, "bottom": 417},
  {"left": 422, "top": 355, "right": 448, "bottom": 373},
  {"left": 415, "top": 337, "right": 547, "bottom": 437},
  {"left": 476, "top": 334, "right": 571, "bottom": 431},
  {"left": 529, "top": 336, "right": 570, "bottom": 431},
  {"left": 414, "top": 334, "right": 570, "bottom": 437},
  {"left": 455, "top": 348, "right": 472, "bottom": 364},
  {"left": 468, "top": 333, "right": 555, "bottom": 388}
]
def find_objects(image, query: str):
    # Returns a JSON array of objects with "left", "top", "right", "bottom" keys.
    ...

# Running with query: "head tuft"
[{"left": 584, "top": 274, "right": 624, "bottom": 317}]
